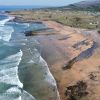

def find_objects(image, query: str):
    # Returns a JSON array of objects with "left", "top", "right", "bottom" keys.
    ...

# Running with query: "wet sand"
[{"left": 32, "top": 21, "right": 100, "bottom": 100}]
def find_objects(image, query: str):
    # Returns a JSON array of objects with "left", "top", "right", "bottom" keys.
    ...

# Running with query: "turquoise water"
[{"left": 0, "top": 14, "right": 60, "bottom": 100}]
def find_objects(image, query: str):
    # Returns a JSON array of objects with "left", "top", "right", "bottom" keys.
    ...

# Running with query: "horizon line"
[{"left": 0, "top": 5, "right": 69, "bottom": 8}]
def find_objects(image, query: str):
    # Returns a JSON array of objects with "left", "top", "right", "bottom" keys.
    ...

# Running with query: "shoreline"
[
  {"left": 11, "top": 15, "right": 100, "bottom": 100},
  {"left": 23, "top": 20, "right": 95, "bottom": 100},
  {"left": 39, "top": 21, "right": 100, "bottom": 100}
]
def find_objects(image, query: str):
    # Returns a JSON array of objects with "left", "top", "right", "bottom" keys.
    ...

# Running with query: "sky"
[{"left": 0, "top": 0, "right": 85, "bottom": 6}]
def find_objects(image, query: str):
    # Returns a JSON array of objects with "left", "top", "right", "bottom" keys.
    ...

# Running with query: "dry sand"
[{"left": 32, "top": 21, "right": 100, "bottom": 100}]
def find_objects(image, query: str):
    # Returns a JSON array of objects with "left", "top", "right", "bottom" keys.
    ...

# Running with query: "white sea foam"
[
  {"left": 0, "top": 50, "right": 23, "bottom": 100},
  {"left": 0, "top": 16, "right": 14, "bottom": 26},
  {"left": 0, "top": 50, "right": 23, "bottom": 88},
  {"left": 6, "top": 87, "right": 21, "bottom": 94},
  {"left": 22, "top": 90, "right": 36, "bottom": 100},
  {"left": 0, "top": 93, "right": 22, "bottom": 100},
  {"left": 0, "top": 16, "right": 14, "bottom": 41},
  {"left": 0, "top": 25, "right": 14, "bottom": 41}
]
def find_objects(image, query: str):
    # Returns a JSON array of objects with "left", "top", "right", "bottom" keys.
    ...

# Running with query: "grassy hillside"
[{"left": 66, "top": 0, "right": 100, "bottom": 12}]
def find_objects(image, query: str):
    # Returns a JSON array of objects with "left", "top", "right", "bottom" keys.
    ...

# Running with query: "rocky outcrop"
[{"left": 65, "top": 81, "right": 88, "bottom": 100}]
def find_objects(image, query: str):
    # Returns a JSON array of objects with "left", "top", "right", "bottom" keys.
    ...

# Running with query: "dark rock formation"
[
  {"left": 65, "top": 81, "right": 88, "bottom": 100},
  {"left": 24, "top": 31, "right": 35, "bottom": 36},
  {"left": 62, "top": 57, "right": 77, "bottom": 70}
]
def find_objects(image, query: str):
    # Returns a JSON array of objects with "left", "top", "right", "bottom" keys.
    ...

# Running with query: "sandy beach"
[
  {"left": 8, "top": 14, "right": 100, "bottom": 99},
  {"left": 27, "top": 21, "right": 100, "bottom": 100}
]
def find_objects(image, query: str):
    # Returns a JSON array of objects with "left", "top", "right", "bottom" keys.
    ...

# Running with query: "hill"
[{"left": 64, "top": 0, "right": 100, "bottom": 11}]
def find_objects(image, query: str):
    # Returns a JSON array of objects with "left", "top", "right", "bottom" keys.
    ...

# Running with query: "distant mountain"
[{"left": 63, "top": 0, "right": 100, "bottom": 11}]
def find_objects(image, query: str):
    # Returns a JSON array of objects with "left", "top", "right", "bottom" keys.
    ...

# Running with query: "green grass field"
[{"left": 10, "top": 9, "right": 100, "bottom": 29}]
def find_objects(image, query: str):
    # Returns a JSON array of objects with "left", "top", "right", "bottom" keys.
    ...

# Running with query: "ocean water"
[
  {"left": 0, "top": 14, "right": 60, "bottom": 100},
  {"left": 0, "top": 6, "right": 48, "bottom": 11}
]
